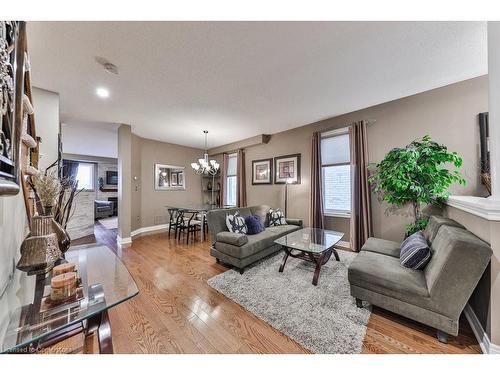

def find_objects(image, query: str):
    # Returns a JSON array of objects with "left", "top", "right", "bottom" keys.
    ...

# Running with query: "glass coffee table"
[
  {"left": 0, "top": 244, "right": 138, "bottom": 354},
  {"left": 274, "top": 228, "right": 344, "bottom": 286}
]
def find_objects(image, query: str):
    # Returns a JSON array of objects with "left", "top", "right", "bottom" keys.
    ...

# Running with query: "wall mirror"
[{"left": 154, "top": 164, "right": 186, "bottom": 191}]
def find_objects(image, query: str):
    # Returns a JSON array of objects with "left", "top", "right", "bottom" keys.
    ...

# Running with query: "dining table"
[{"left": 165, "top": 204, "right": 222, "bottom": 242}]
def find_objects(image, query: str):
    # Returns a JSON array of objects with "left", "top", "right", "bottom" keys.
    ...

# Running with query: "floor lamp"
[{"left": 284, "top": 177, "right": 293, "bottom": 217}]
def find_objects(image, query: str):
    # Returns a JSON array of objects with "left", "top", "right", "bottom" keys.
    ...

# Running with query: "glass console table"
[{"left": 0, "top": 244, "right": 138, "bottom": 354}]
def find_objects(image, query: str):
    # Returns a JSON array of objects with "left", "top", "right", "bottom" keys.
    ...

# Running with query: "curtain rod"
[{"left": 321, "top": 119, "right": 377, "bottom": 137}]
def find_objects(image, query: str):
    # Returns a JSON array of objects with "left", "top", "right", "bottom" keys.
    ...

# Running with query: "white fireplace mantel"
[{"left": 446, "top": 195, "right": 500, "bottom": 221}]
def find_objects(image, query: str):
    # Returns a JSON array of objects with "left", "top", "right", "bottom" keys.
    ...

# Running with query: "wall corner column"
[
  {"left": 488, "top": 21, "right": 500, "bottom": 349},
  {"left": 117, "top": 124, "right": 132, "bottom": 247},
  {"left": 488, "top": 22, "right": 500, "bottom": 198}
]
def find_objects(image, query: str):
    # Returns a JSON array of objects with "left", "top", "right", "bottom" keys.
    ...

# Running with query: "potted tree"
[{"left": 369, "top": 135, "right": 466, "bottom": 236}]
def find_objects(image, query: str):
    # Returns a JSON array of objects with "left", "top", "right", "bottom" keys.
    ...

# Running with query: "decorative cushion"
[
  {"left": 216, "top": 231, "right": 248, "bottom": 246},
  {"left": 226, "top": 211, "right": 247, "bottom": 234},
  {"left": 400, "top": 231, "right": 432, "bottom": 270},
  {"left": 268, "top": 208, "right": 287, "bottom": 226},
  {"left": 245, "top": 215, "right": 265, "bottom": 235}
]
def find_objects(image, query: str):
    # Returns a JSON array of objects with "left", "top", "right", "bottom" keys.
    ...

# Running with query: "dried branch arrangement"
[
  {"left": 32, "top": 171, "right": 60, "bottom": 208},
  {"left": 29, "top": 160, "right": 83, "bottom": 228}
]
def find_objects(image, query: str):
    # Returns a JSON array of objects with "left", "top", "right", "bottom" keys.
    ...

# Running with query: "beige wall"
[
  {"left": 32, "top": 87, "right": 60, "bottom": 171},
  {"left": 130, "top": 135, "right": 204, "bottom": 231},
  {"left": 0, "top": 193, "right": 30, "bottom": 343},
  {"left": 211, "top": 76, "right": 488, "bottom": 242},
  {"left": 118, "top": 125, "right": 132, "bottom": 242},
  {"left": 131, "top": 134, "right": 142, "bottom": 231},
  {"left": 1, "top": 89, "right": 58, "bottom": 343}
]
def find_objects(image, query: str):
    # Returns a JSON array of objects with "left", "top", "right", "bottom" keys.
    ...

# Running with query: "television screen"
[{"left": 106, "top": 171, "right": 118, "bottom": 185}]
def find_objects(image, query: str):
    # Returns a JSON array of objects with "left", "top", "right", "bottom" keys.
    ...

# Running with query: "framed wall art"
[
  {"left": 154, "top": 164, "right": 186, "bottom": 191},
  {"left": 274, "top": 153, "right": 301, "bottom": 184},
  {"left": 252, "top": 158, "right": 273, "bottom": 185}
]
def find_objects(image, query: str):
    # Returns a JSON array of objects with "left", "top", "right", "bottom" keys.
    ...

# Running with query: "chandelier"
[{"left": 191, "top": 130, "right": 220, "bottom": 175}]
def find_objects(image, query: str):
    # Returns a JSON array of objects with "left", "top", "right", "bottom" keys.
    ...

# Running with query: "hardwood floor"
[
  {"left": 75, "top": 224, "right": 481, "bottom": 354},
  {"left": 72, "top": 221, "right": 118, "bottom": 248}
]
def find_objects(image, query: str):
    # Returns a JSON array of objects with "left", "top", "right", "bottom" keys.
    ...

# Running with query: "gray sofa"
[
  {"left": 348, "top": 215, "right": 492, "bottom": 343},
  {"left": 207, "top": 205, "right": 303, "bottom": 273}
]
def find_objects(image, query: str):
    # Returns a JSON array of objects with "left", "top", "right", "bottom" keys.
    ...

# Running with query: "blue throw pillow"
[
  {"left": 400, "top": 231, "right": 432, "bottom": 270},
  {"left": 245, "top": 215, "right": 265, "bottom": 235}
]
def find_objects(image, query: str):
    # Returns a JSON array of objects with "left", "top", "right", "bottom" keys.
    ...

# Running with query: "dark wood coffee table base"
[{"left": 278, "top": 246, "right": 340, "bottom": 286}]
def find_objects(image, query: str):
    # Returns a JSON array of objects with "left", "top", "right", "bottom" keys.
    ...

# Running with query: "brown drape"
[
  {"left": 62, "top": 159, "right": 79, "bottom": 182},
  {"left": 349, "top": 121, "right": 373, "bottom": 251},
  {"left": 310, "top": 131, "right": 324, "bottom": 229},
  {"left": 237, "top": 149, "right": 247, "bottom": 207},
  {"left": 220, "top": 153, "right": 229, "bottom": 206}
]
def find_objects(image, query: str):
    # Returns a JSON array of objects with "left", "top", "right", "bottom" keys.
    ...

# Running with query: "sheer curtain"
[
  {"left": 236, "top": 149, "right": 247, "bottom": 207},
  {"left": 310, "top": 131, "right": 324, "bottom": 229},
  {"left": 349, "top": 121, "right": 373, "bottom": 251}
]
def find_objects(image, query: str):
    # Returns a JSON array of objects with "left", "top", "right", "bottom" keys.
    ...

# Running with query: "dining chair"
[
  {"left": 167, "top": 208, "right": 181, "bottom": 238},
  {"left": 177, "top": 210, "right": 202, "bottom": 244},
  {"left": 196, "top": 212, "right": 209, "bottom": 236}
]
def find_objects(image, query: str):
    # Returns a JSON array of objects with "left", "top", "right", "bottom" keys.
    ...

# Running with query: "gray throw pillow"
[{"left": 400, "top": 231, "right": 432, "bottom": 270}]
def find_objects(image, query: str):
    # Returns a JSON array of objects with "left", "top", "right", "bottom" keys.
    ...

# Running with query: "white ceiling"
[
  {"left": 61, "top": 121, "right": 119, "bottom": 158},
  {"left": 27, "top": 21, "right": 487, "bottom": 149}
]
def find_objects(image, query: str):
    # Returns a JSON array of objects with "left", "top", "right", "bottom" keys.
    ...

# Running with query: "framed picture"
[
  {"left": 252, "top": 158, "right": 273, "bottom": 185},
  {"left": 154, "top": 164, "right": 186, "bottom": 191},
  {"left": 274, "top": 154, "right": 301, "bottom": 184}
]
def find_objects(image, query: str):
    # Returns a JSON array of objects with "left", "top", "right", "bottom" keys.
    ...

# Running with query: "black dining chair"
[
  {"left": 196, "top": 211, "right": 209, "bottom": 236},
  {"left": 176, "top": 210, "right": 202, "bottom": 244},
  {"left": 167, "top": 208, "right": 181, "bottom": 238}
]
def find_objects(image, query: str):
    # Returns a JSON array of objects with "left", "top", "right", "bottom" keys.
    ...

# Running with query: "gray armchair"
[
  {"left": 348, "top": 215, "right": 492, "bottom": 343},
  {"left": 94, "top": 200, "right": 113, "bottom": 219}
]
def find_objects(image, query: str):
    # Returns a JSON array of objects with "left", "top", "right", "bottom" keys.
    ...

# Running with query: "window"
[
  {"left": 75, "top": 162, "right": 95, "bottom": 190},
  {"left": 226, "top": 153, "right": 237, "bottom": 207},
  {"left": 321, "top": 130, "right": 351, "bottom": 217}
]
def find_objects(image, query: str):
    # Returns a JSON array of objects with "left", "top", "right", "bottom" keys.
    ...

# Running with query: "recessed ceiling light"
[{"left": 96, "top": 87, "right": 110, "bottom": 98}]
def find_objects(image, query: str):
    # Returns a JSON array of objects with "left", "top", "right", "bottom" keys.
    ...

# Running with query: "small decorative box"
[
  {"left": 50, "top": 272, "right": 77, "bottom": 302},
  {"left": 52, "top": 262, "right": 76, "bottom": 276}
]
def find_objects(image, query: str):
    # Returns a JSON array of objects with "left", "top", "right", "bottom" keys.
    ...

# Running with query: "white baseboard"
[
  {"left": 116, "top": 235, "right": 132, "bottom": 247},
  {"left": 131, "top": 223, "right": 169, "bottom": 238},
  {"left": 464, "top": 303, "right": 500, "bottom": 354},
  {"left": 114, "top": 224, "right": 170, "bottom": 247}
]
